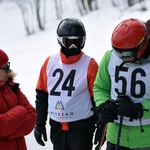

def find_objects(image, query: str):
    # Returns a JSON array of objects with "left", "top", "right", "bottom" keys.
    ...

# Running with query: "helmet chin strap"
[
  {"left": 119, "top": 56, "right": 137, "bottom": 67},
  {"left": 119, "top": 60, "right": 129, "bottom": 67}
]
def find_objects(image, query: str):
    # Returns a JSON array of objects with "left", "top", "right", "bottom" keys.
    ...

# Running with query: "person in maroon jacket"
[{"left": 0, "top": 49, "right": 37, "bottom": 150}]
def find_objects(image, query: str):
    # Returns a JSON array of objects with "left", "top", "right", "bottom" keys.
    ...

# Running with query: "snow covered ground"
[{"left": 0, "top": 0, "right": 150, "bottom": 149}]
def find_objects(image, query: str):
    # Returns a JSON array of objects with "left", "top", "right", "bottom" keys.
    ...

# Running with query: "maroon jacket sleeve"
[
  {"left": 7, "top": 88, "right": 37, "bottom": 140},
  {"left": 0, "top": 105, "right": 28, "bottom": 138}
]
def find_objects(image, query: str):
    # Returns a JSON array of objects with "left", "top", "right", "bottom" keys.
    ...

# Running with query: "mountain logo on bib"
[{"left": 55, "top": 101, "right": 65, "bottom": 110}]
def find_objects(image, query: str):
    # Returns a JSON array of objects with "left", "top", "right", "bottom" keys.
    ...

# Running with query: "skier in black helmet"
[{"left": 34, "top": 18, "right": 98, "bottom": 150}]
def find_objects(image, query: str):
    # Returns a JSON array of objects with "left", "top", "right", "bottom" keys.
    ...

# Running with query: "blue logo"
[{"left": 55, "top": 101, "right": 65, "bottom": 110}]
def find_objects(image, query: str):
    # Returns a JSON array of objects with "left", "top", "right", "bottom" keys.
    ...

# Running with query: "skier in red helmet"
[{"left": 94, "top": 18, "right": 150, "bottom": 150}]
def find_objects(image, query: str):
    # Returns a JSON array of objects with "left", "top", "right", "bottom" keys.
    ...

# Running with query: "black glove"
[
  {"left": 34, "top": 126, "right": 47, "bottom": 146},
  {"left": 95, "top": 100, "right": 118, "bottom": 122},
  {"left": 116, "top": 95, "right": 143, "bottom": 119},
  {"left": 94, "top": 121, "right": 106, "bottom": 146}
]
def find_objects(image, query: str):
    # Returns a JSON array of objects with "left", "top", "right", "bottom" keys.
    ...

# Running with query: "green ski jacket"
[{"left": 94, "top": 50, "right": 150, "bottom": 149}]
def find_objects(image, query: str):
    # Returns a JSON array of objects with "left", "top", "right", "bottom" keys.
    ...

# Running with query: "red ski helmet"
[{"left": 111, "top": 18, "right": 148, "bottom": 61}]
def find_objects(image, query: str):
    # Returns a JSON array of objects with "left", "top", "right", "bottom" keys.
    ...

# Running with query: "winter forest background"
[{"left": 0, "top": 0, "right": 150, "bottom": 149}]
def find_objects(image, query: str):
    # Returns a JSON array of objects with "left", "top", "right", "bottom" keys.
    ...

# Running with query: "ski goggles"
[
  {"left": 0, "top": 62, "right": 10, "bottom": 72},
  {"left": 58, "top": 36, "right": 85, "bottom": 49},
  {"left": 112, "top": 47, "right": 135, "bottom": 61}
]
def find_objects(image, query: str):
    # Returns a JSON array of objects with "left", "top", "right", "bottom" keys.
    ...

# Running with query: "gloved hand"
[
  {"left": 95, "top": 100, "right": 118, "bottom": 122},
  {"left": 94, "top": 121, "right": 106, "bottom": 145},
  {"left": 34, "top": 126, "right": 47, "bottom": 146},
  {"left": 116, "top": 95, "right": 143, "bottom": 119}
]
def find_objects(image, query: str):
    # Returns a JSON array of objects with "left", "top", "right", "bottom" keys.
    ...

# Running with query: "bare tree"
[
  {"left": 10, "top": 0, "right": 47, "bottom": 35},
  {"left": 77, "top": 0, "right": 98, "bottom": 15},
  {"left": 112, "top": 0, "right": 147, "bottom": 11},
  {"left": 34, "top": 0, "right": 46, "bottom": 30},
  {"left": 15, "top": 0, "right": 35, "bottom": 35},
  {"left": 127, "top": 0, "right": 146, "bottom": 10},
  {"left": 54, "top": 0, "right": 63, "bottom": 19}
]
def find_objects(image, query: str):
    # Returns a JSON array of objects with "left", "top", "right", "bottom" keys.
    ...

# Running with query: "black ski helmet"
[
  {"left": 57, "top": 18, "right": 86, "bottom": 37},
  {"left": 57, "top": 18, "right": 86, "bottom": 50}
]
